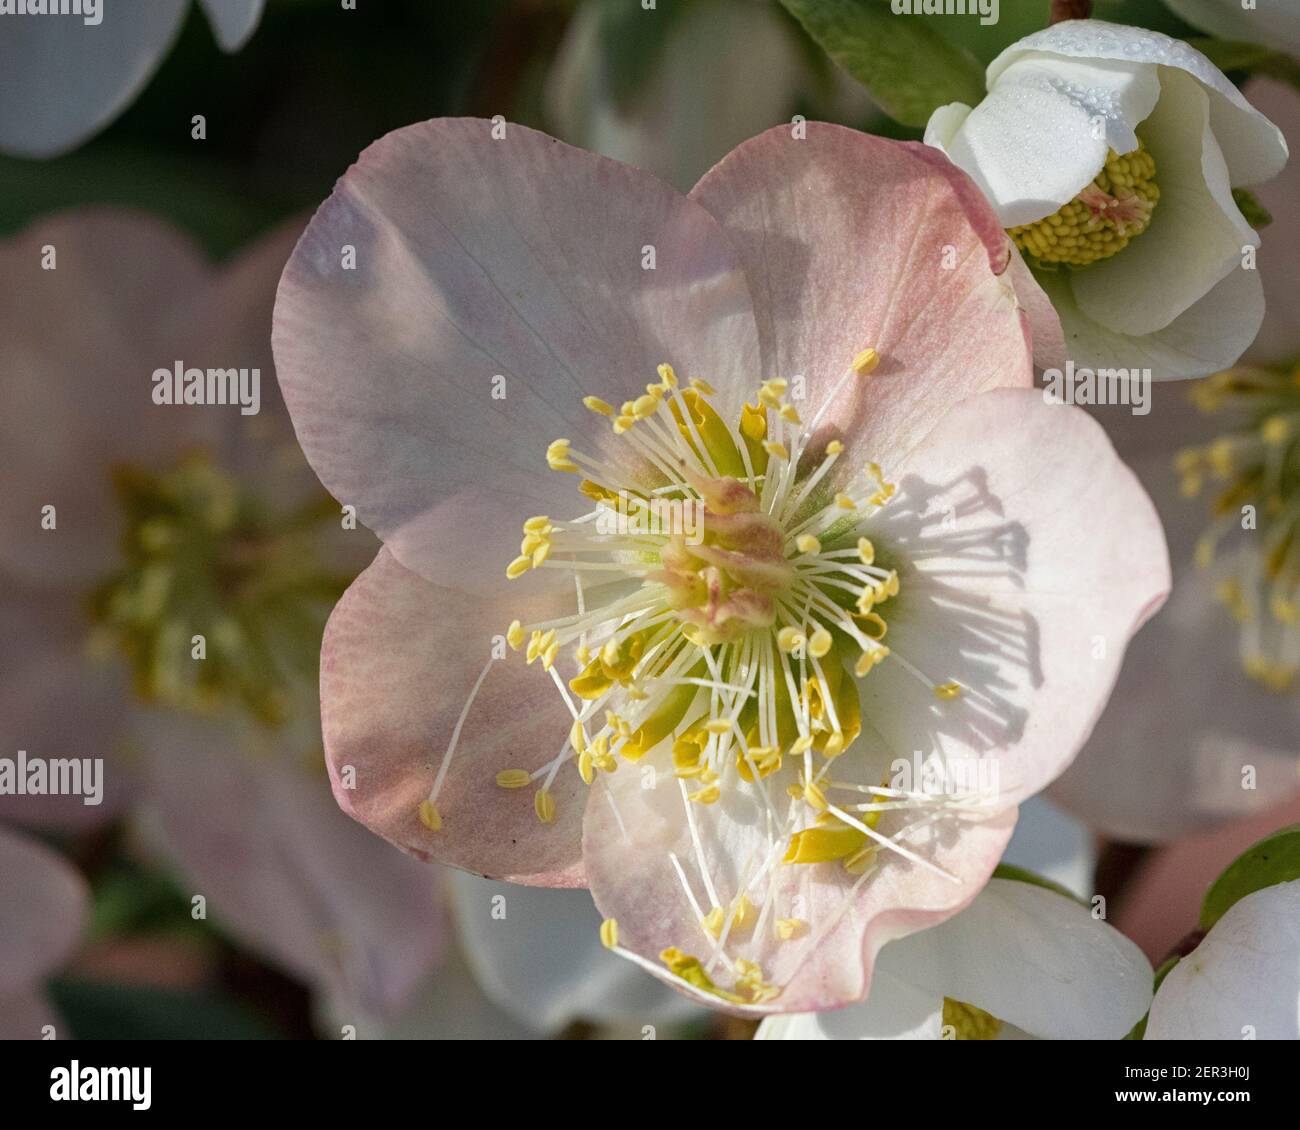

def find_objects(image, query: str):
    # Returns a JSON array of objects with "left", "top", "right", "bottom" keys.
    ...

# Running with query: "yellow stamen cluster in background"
[
  {"left": 1009, "top": 142, "right": 1159, "bottom": 267},
  {"left": 1177, "top": 365, "right": 1300, "bottom": 690}
]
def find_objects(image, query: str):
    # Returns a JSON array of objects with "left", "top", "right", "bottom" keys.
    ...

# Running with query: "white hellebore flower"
[
  {"left": 0, "top": 0, "right": 264, "bottom": 158},
  {"left": 1145, "top": 878, "right": 1300, "bottom": 1040},
  {"left": 756, "top": 876, "right": 1153, "bottom": 1040},
  {"left": 925, "top": 20, "right": 1289, "bottom": 381}
]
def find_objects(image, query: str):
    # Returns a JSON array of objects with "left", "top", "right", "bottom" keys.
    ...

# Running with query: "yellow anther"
[
  {"left": 583, "top": 395, "right": 614, "bottom": 417},
  {"left": 857, "top": 537, "right": 875, "bottom": 565},
  {"left": 852, "top": 347, "right": 880, "bottom": 375},
  {"left": 570, "top": 720, "right": 587, "bottom": 754},
  {"left": 495, "top": 768, "right": 533, "bottom": 789},
  {"left": 933, "top": 682, "right": 963, "bottom": 701},
  {"left": 826, "top": 440, "right": 844, "bottom": 456},
  {"left": 1272, "top": 595, "right": 1299, "bottom": 623},
  {"left": 701, "top": 906, "right": 726, "bottom": 938},
  {"left": 600, "top": 918, "right": 619, "bottom": 949},
  {"left": 835, "top": 493, "right": 855, "bottom": 510},
  {"left": 578, "top": 748, "right": 595, "bottom": 785},
  {"left": 704, "top": 718, "right": 732, "bottom": 735},
  {"left": 730, "top": 894, "right": 756, "bottom": 931},
  {"left": 506, "top": 620, "right": 525, "bottom": 650},
  {"left": 763, "top": 441, "right": 789, "bottom": 461},
  {"left": 523, "top": 515, "right": 551, "bottom": 533},
  {"left": 417, "top": 799, "right": 442, "bottom": 832},
  {"left": 822, "top": 730, "right": 846, "bottom": 758},
  {"left": 808, "top": 627, "right": 833, "bottom": 659},
  {"left": 854, "top": 646, "right": 889, "bottom": 677},
  {"left": 803, "top": 779, "right": 827, "bottom": 809},
  {"left": 779, "top": 404, "right": 802, "bottom": 425},
  {"left": 1261, "top": 414, "right": 1292, "bottom": 445},
  {"left": 506, "top": 555, "right": 531, "bottom": 579},
  {"left": 546, "top": 438, "right": 578, "bottom": 473},
  {"left": 688, "top": 376, "right": 713, "bottom": 395},
  {"left": 613, "top": 415, "right": 635, "bottom": 434},
  {"left": 843, "top": 844, "right": 878, "bottom": 875},
  {"left": 776, "top": 917, "right": 805, "bottom": 940},
  {"left": 688, "top": 783, "right": 721, "bottom": 804},
  {"left": 658, "top": 363, "right": 680, "bottom": 388},
  {"left": 632, "top": 393, "right": 660, "bottom": 419},
  {"left": 795, "top": 534, "right": 821, "bottom": 554},
  {"left": 790, "top": 733, "right": 814, "bottom": 755},
  {"left": 784, "top": 822, "right": 865, "bottom": 864},
  {"left": 777, "top": 626, "right": 804, "bottom": 653},
  {"left": 534, "top": 788, "right": 557, "bottom": 824}
]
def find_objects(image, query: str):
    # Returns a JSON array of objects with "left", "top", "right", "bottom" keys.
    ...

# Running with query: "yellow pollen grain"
[
  {"left": 417, "top": 799, "right": 442, "bottom": 832},
  {"left": 808, "top": 627, "right": 833, "bottom": 658},
  {"left": 763, "top": 441, "right": 789, "bottom": 461},
  {"left": 534, "top": 788, "right": 557, "bottom": 824},
  {"left": 506, "top": 620, "right": 525, "bottom": 650},
  {"left": 658, "top": 363, "right": 679, "bottom": 388},
  {"left": 600, "top": 918, "right": 619, "bottom": 949},
  {"left": 495, "top": 768, "right": 533, "bottom": 789},
  {"left": 776, "top": 918, "right": 804, "bottom": 940},
  {"left": 852, "top": 347, "right": 880, "bottom": 375},
  {"left": 826, "top": 440, "right": 844, "bottom": 456},
  {"left": 796, "top": 534, "right": 821, "bottom": 554},
  {"left": 933, "top": 682, "right": 963, "bottom": 701}
]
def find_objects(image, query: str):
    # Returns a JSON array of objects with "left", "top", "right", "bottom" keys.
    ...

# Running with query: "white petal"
[
  {"left": 988, "top": 20, "right": 1288, "bottom": 186},
  {"left": 198, "top": 0, "right": 264, "bottom": 52},
  {"left": 754, "top": 970, "right": 943, "bottom": 1040},
  {"left": 1036, "top": 258, "right": 1264, "bottom": 382},
  {"left": 1001, "top": 797, "right": 1096, "bottom": 900},
  {"left": 881, "top": 877, "right": 1154, "bottom": 1039},
  {"left": 448, "top": 872, "right": 704, "bottom": 1034},
  {"left": 0, "top": 1, "right": 187, "bottom": 158},
  {"left": 1072, "top": 69, "right": 1256, "bottom": 338},
  {"left": 1146, "top": 879, "right": 1300, "bottom": 1040}
]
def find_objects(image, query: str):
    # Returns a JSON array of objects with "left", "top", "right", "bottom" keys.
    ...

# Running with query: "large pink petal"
[
  {"left": 0, "top": 825, "right": 87, "bottom": 998},
  {"left": 860, "top": 388, "right": 1170, "bottom": 803},
  {"left": 274, "top": 118, "right": 760, "bottom": 597},
  {"left": 321, "top": 548, "right": 585, "bottom": 885},
  {"left": 583, "top": 762, "right": 1015, "bottom": 1015},
  {"left": 136, "top": 714, "right": 445, "bottom": 1019},
  {"left": 689, "top": 124, "right": 1041, "bottom": 465}
]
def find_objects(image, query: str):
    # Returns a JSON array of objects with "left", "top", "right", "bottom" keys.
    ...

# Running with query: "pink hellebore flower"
[
  {"left": 274, "top": 120, "right": 1169, "bottom": 1014},
  {"left": 0, "top": 209, "right": 444, "bottom": 1025}
]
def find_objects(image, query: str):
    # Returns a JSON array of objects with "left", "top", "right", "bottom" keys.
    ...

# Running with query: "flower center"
[
  {"left": 418, "top": 348, "right": 981, "bottom": 1006},
  {"left": 1009, "top": 141, "right": 1159, "bottom": 268},
  {"left": 87, "top": 451, "right": 346, "bottom": 723},
  {"left": 1176, "top": 365, "right": 1300, "bottom": 690}
]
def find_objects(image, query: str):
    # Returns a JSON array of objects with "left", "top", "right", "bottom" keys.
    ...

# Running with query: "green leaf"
[
  {"left": 992, "top": 862, "right": 1087, "bottom": 907},
  {"left": 1199, "top": 823, "right": 1300, "bottom": 932},
  {"left": 1232, "top": 187, "right": 1273, "bottom": 229},
  {"left": 778, "top": 0, "right": 985, "bottom": 128},
  {"left": 1187, "top": 37, "right": 1300, "bottom": 94}
]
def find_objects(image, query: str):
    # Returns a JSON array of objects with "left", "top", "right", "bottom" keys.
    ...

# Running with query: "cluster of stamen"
[
  {"left": 1010, "top": 141, "right": 1159, "bottom": 268},
  {"left": 86, "top": 451, "right": 346, "bottom": 724},
  {"left": 419, "top": 348, "right": 979, "bottom": 1005},
  {"left": 1176, "top": 365, "right": 1300, "bottom": 689}
]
